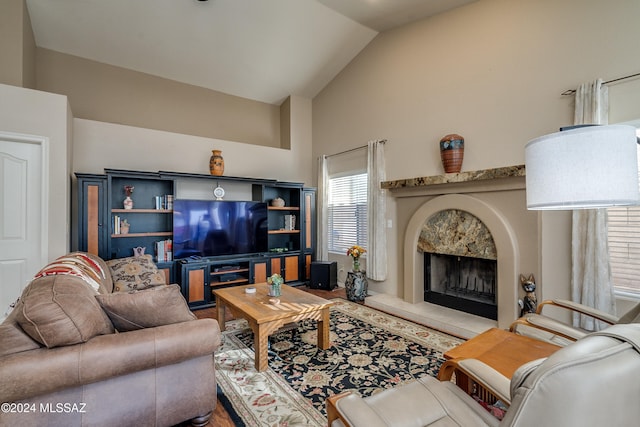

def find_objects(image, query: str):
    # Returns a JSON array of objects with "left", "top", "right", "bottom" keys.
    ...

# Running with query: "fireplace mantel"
[{"left": 381, "top": 165, "right": 525, "bottom": 197}]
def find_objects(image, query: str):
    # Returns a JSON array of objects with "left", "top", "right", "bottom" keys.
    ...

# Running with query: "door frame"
[{"left": 0, "top": 130, "right": 49, "bottom": 275}]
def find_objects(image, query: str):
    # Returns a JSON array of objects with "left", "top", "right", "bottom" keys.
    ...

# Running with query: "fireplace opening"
[{"left": 424, "top": 253, "right": 497, "bottom": 320}]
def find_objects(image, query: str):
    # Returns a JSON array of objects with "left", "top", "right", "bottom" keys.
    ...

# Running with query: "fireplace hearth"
[{"left": 424, "top": 253, "right": 497, "bottom": 320}]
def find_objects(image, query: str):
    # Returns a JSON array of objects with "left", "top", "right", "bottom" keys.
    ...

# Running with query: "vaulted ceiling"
[{"left": 26, "top": 0, "right": 476, "bottom": 105}]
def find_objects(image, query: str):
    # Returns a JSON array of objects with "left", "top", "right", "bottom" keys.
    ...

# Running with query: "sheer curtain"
[
  {"left": 571, "top": 78, "right": 617, "bottom": 330},
  {"left": 367, "top": 139, "right": 388, "bottom": 281},
  {"left": 316, "top": 155, "right": 329, "bottom": 261}
]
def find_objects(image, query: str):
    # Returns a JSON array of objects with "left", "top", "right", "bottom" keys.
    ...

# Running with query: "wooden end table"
[
  {"left": 438, "top": 328, "right": 560, "bottom": 401},
  {"left": 213, "top": 283, "right": 334, "bottom": 372}
]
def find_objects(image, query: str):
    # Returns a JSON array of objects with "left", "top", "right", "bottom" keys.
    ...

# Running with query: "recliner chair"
[
  {"left": 327, "top": 324, "right": 640, "bottom": 427},
  {"left": 510, "top": 298, "right": 640, "bottom": 345}
]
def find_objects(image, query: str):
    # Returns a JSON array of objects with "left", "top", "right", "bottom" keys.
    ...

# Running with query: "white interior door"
[{"left": 0, "top": 133, "right": 46, "bottom": 314}]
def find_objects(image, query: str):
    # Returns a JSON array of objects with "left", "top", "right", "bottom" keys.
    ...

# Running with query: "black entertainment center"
[{"left": 74, "top": 168, "right": 316, "bottom": 308}]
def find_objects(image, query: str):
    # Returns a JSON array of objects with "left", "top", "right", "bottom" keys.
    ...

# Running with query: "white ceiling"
[{"left": 25, "top": 0, "right": 476, "bottom": 105}]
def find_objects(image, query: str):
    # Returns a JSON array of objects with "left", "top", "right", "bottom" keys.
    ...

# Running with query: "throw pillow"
[
  {"left": 106, "top": 254, "right": 166, "bottom": 292},
  {"left": 15, "top": 275, "right": 115, "bottom": 348},
  {"left": 96, "top": 284, "right": 196, "bottom": 332},
  {"left": 33, "top": 261, "right": 102, "bottom": 292}
]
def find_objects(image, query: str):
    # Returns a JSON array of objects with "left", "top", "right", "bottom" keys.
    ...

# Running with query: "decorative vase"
[
  {"left": 345, "top": 271, "right": 368, "bottom": 302},
  {"left": 268, "top": 274, "right": 283, "bottom": 297},
  {"left": 123, "top": 196, "right": 133, "bottom": 210},
  {"left": 439, "top": 134, "right": 464, "bottom": 173},
  {"left": 352, "top": 257, "right": 361, "bottom": 272},
  {"left": 209, "top": 150, "right": 225, "bottom": 176},
  {"left": 271, "top": 197, "right": 285, "bottom": 207},
  {"left": 269, "top": 281, "right": 282, "bottom": 297}
]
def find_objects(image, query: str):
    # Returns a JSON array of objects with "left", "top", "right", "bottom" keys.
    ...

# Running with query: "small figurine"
[{"left": 519, "top": 273, "right": 538, "bottom": 316}]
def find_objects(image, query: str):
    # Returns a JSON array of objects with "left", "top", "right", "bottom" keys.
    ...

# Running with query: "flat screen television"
[{"left": 173, "top": 199, "right": 268, "bottom": 259}]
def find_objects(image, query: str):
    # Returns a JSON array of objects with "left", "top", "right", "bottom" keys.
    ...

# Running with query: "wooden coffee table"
[
  {"left": 213, "top": 283, "right": 334, "bottom": 371},
  {"left": 438, "top": 328, "right": 560, "bottom": 401}
]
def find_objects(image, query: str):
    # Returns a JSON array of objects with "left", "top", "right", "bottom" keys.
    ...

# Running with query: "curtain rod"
[
  {"left": 324, "top": 139, "right": 387, "bottom": 158},
  {"left": 561, "top": 72, "right": 640, "bottom": 96}
]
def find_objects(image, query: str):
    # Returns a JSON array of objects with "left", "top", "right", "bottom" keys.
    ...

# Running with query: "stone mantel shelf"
[{"left": 381, "top": 165, "right": 525, "bottom": 197}]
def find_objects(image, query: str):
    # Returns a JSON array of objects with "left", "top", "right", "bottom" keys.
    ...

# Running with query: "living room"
[{"left": 2, "top": 0, "right": 640, "bottom": 426}]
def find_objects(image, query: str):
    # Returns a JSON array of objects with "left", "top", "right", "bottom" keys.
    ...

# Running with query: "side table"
[
  {"left": 345, "top": 270, "right": 368, "bottom": 302},
  {"left": 438, "top": 328, "right": 560, "bottom": 403}
]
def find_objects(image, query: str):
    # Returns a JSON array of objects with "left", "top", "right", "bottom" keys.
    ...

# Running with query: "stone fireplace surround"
[{"left": 369, "top": 165, "right": 536, "bottom": 337}]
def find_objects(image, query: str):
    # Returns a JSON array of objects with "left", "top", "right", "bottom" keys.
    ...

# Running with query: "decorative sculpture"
[{"left": 519, "top": 273, "right": 538, "bottom": 316}]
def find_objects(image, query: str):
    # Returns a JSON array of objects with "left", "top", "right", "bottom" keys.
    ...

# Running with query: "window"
[
  {"left": 608, "top": 206, "right": 640, "bottom": 295},
  {"left": 608, "top": 126, "right": 640, "bottom": 296},
  {"left": 327, "top": 173, "right": 368, "bottom": 255}
]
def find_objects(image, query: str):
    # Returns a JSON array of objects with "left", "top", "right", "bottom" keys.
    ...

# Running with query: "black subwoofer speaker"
[{"left": 310, "top": 261, "right": 337, "bottom": 290}]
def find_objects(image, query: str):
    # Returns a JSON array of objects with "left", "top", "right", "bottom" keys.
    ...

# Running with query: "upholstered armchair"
[
  {"left": 327, "top": 324, "right": 640, "bottom": 427},
  {"left": 510, "top": 298, "right": 640, "bottom": 345}
]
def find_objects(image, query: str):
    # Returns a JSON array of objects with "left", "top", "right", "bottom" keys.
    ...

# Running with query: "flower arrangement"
[
  {"left": 124, "top": 185, "right": 134, "bottom": 197},
  {"left": 267, "top": 273, "right": 283, "bottom": 297},
  {"left": 347, "top": 245, "right": 366, "bottom": 259},
  {"left": 268, "top": 273, "right": 283, "bottom": 286},
  {"left": 347, "top": 245, "right": 366, "bottom": 272}
]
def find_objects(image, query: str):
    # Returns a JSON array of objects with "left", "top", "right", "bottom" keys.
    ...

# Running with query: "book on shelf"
[
  {"left": 155, "top": 239, "right": 173, "bottom": 262},
  {"left": 154, "top": 194, "right": 174, "bottom": 210}
]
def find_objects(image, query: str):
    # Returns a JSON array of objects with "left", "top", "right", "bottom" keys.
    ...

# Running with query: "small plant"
[
  {"left": 124, "top": 185, "right": 134, "bottom": 197},
  {"left": 268, "top": 273, "right": 283, "bottom": 297},
  {"left": 121, "top": 219, "right": 130, "bottom": 227},
  {"left": 267, "top": 273, "right": 283, "bottom": 286}
]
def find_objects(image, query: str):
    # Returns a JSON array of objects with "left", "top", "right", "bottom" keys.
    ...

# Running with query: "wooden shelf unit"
[
  {"left": 267, "top": 206, "right": 300, "bottom": 211},
  {"left": 112, "top": 208, "right": 172, "bottom": 213},
  {"left": 210, "top": 266, "right": 250, "bottom": 287},
  {"left": 111, "top": 232, "right": 173, "bottom": 238}
]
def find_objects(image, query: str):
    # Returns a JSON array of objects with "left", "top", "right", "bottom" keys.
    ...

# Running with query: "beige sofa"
[{"left": 0, "top": 252, "right": 221, "bottom": 427}]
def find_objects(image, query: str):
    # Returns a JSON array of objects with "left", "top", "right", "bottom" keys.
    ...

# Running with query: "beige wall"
[
  {"left": 72, "top": 96, "right": 313, "bottom": 186},
  {"left": 1, "top": 2, "right": 315, "bottom": 261},
  {"left": 36, "top": 48, "right": 283, "bottom": 148},
  {"left": 0, "top": 83, "right": 72, "bottom": 260},
  {"left": 313, "top": 0, "right": 640, "bottom": 303},
  {"left": 0, "top": 0, "right": 35, "bottom": 88}
]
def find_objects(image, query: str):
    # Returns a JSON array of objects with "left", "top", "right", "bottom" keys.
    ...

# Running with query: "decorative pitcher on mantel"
[
  {"left": 209, "top": 150, "right": 225, "bottom": 176},
  {"left": 439, "top": 134, "right": 464, "bottom": 173}
]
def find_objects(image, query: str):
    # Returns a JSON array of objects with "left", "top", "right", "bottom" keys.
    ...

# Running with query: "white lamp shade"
[{"left": 525, "top": 125, "right": 640, "bottom": 210}]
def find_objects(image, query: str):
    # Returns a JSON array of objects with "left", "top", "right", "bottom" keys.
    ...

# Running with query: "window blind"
[
  {"left": 608, "top": 136, "right": 640, "bottom": 295},
  {"left": 327, "top": 173, "right": 368, "bottom": 255},
  {"left": 608, "top": 206, "right": 640, "bottom": 294}
]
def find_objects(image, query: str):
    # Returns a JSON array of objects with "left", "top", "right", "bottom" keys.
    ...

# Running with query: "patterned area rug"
[{"left": 214, "top": 298, "right": 464, "bottom": 426}]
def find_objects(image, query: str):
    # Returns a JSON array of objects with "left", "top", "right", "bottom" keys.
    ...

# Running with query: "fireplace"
[
  {"left": 424, "top": 253, "right": 497, "bottom": 319},
  {"left": 381, "top": 165, "right": 534, "bottom": 330},
  {"left": 419, "top": 208, "right": 498, "bottom": 320}
]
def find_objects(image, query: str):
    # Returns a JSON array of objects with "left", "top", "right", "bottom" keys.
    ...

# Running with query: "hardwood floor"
[{"left": 189, "top": 285, "right": 348, "bottom": 427}]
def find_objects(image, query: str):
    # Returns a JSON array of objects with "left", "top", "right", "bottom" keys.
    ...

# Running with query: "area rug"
[{"left": 214, "top": 298, "right": 464, "bottom": 426}]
